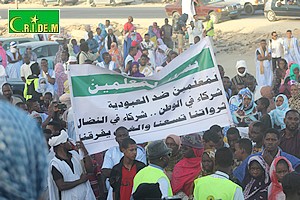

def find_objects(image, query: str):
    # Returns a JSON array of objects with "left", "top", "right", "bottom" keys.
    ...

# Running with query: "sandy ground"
[{"left": 1, "top": 3, "right": 300, "bottom": 78}]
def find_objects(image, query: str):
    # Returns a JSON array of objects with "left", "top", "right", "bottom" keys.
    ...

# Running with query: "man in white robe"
[
  {"left": 255, "top": 39, "right": 273, "bottom": 87},
  {"left": 48, "top": 131, "right": 96, "bottom": 200},
  {"left": 283, "top": 30, "right": 300, "bottom": 65},
  {"left": 6, "top": 41, "right": 22, "bottom": 78}
]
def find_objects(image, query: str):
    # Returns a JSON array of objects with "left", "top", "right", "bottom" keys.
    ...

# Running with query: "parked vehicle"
[
  {"left": 17, "top": 41, "right": 59, "bottom": 69},
  {"left": 264, "top": 0, "right": 300, "bottom": 21},
  {"left": 226, "top": 0, "right": 265, "bottom": 15},
  {"left": 42, "top": 0, "right": 78, "bottom": 6},
  {"left": 6, "top": 78, "right": 25, "bottom": 98},
  {"left": 93, "top": 0, "right": 134, "bottom": 5},
  {"left": 0, "top": 37, "right": 38, "bottom": 51},
  {"left": 165, "top": 0, "right": 242, "bottom": 24}
]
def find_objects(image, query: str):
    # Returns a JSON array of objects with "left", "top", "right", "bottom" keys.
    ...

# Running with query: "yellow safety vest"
[
  {"left": 133, "top": 165, "right": 173, "bottom": 197},
  {"left": 206, "top": 19, "right": 214, "bottom": 37},
  {"left": 194, "top": 175, "right": 240, "bottom": 200},
  {"left": 24, "top": 77, "right": 39, "bottom": 100}
]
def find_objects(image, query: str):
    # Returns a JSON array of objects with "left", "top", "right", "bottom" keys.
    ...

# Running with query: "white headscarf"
[
  {"left": 236, "top": 60, "right": 248, "bottom": 77},
  {"left": 48, "top": 130, "right": 68, "bottom": 147},
  {"left": 10, "top": 41, "right": 17, "bottom": 53}
]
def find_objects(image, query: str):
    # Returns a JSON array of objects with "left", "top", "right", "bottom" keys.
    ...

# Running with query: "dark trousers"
[{"left": 272, "top": 57, "right": 281, "bottom": 72}]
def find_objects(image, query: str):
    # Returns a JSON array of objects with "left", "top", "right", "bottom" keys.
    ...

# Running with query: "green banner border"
[{"left": 71, "top": 48, "right": 214, "bottom": 97}]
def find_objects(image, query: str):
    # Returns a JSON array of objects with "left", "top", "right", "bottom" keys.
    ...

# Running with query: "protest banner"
[{"left": 69, "top": 37, "right": 233, "bottom": 155}]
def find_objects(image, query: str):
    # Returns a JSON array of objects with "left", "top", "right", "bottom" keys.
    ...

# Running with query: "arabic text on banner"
[{"left": 69, "top": 37, "right": 233, "bottom": 155}]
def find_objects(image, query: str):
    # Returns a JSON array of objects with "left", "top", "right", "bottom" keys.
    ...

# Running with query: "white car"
[
  {"left": 0, "top": 37, "right": 38, "bottom": 51},
  {"left": 225, "top": 0, "right": 265, "bottom": 15},
  {"left": 18, "top": 41, "right": 59, "bottom": 70}
]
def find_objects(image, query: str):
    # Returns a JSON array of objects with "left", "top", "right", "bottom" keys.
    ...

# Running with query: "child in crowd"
[
  {"left": 110, "top": 138, "right": 146, "bottom": 200},
  {"left": 129, "top": 62, "right": 145, "bottom": 77},
  {"left": 200, "top": 150, "right": 215, "bottom": 177},
  {"left": 243, "top": 156, "right": 269, "bottom": 200},
  {"left": 268, "top": 156, "right": 294, "bottom": 200},
  {"left": 256, "top": 97, "right": 272, "bottom": 129}
]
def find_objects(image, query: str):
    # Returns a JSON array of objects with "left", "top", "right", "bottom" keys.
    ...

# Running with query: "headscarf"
[
  {"left": 9, "top": 41, "right": 17, "bottom": 53},
  {"left": 165, "top": 134, "right": 183, "bottom": 173},
  {"left": 109, "top": 42, "right": 119, "bottom": 53},
  {"left": 285, "top": 61, "right": 296, "bottom": 79},
  {"left": 243, "top": 156, "right": 269, "bottom": 200},
  {"left": 166, "top": 134, "right": 182, "bottom": 148},
  {"left": 171, "top": 133, "right": 204, "bottom": 196},
  {"left": 236, "top": 60, "right": 248, "bottom": 77},
  {"left": 64, "top": 80, "right": 70, "bottom": 94},
  {"left": 232, "top": 88, "right": 258, "bottom": 125},
  {"left": 48, "top": 130, "right": 68, "bottom": 147},
  {"left": 130, "top": 62, "right": 145, "bottom": 77},
  {"left": 152, "top": 22, "right": 161, "bottom": 38},
  {"left": 98, "top": 23, "right": 107, "bottom": 38},
  {"left": 289, "top": 63, "right": 300, "bottom": 81},
  {"left": 0, "top": 100, "right": 47, "bottom": 199},
  {"left": 148, "top": 25, "right": 156, "bottom": 38},
  {"left": 268, "top": 156, "right": 294, "bottom": 200},
  {"left": 54, "top": 45, "right": 64, "bottom": 65},
  {"left": 108, "top": 42, "right": 123, "bottom": 69},
  {"left": 155, "top": 39, "right": 168, "bottom": 67},
  {"left": 240, "top": 88, "right": 255, "bottom": 111},
  {"left": 55, "top": 63, "right": 68, "bottom": 97},
  {"left": 0, "top": 42, "right": 7, "bottom": 68},
  {"left": 36, "top": 78, "right": 53, "bottom": 95},
  {"left": 201, "top": 150, "right": 215, "bottom": 177},
  {"left": 289, "top": 83, "right": 300, "bottom": 111},
  {"left": 269, "top": 94, "right": 290, "bottom": 129}
]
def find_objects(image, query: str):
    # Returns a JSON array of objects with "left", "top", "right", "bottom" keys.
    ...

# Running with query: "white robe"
[
  {"left": 255, "top": 48, "right": 273, "bottom": 87},
  {"left": 6, "top": 51, "right": 22, "bottom": 79},
  {"left": 182, "top": 0, "right": 196, "bottom": 23},
  {"left": 283, "top": 37, "right": 300, "bottom": 64},
  {"left": 48, "top": 151, "right": 96, "bottom": 200},
  {"left": 141, "top": 40, "right": 156, "bottom": 67},
  {"left": 96, "top": 61, "right": 116, "bottom": 71}
]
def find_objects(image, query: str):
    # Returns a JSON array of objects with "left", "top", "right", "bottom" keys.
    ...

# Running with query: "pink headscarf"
[
  {"left": 0, "top": 44, "right": 7, "bottom": 68},
  {"left": 55, "top": 63, "right": 68, "bottom": 97},
  {"left": 268, "top": 156, "right": 294, "bottom": 200},
  {"left": 166, "top": 134, "right": 182, "bottom": 147}
]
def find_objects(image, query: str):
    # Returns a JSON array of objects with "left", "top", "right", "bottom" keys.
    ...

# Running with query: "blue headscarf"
[
  {"left": 229, "top": 88, "right": 250, "bottom": 113},
  {"left": 269, "top": 94, "right": 290, "bottom": 129},
  {"left": 0, "top": 100, "right": 48, "bottom": 199},
  {"left": 231, "top": 88, "right": 258, "bottom": 125},
  {"left": 98, "top": 23, "right": 107, "bottom": 38},
  {"left": 148, "top": 26, "right": 156, "bottom": 38}
]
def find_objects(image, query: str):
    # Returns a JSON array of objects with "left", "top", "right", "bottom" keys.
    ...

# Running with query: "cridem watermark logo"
[{"left": 9, "top": 9, "right": 60, "bottom": 34}]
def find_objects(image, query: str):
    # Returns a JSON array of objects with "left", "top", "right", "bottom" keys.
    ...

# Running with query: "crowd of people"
[{"left": 0, "top": 12, "right": 300, "bottom": 200}]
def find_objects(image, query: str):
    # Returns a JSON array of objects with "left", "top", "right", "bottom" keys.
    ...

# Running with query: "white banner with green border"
[{"left": 69, "top": 38, "right": 233, "bottom": 155}]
